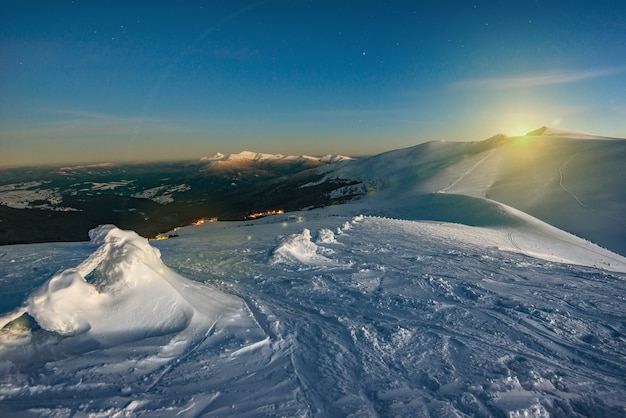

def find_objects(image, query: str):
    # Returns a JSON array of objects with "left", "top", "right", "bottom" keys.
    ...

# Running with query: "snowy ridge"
[
  {"left": 317, "top": 127, "right": 626, "bottom": 256},
  {"left": 524, "top": 125, "right": 616, "bottom": 139},
  {"left": 319, "top": 154, "right": 353, "bottom": 164},
  {"left": 201, "top": 150, "right": 352, "bottom": 164},
  {"left": 57, "top": 162, "right": 116, "bottom": 172}
]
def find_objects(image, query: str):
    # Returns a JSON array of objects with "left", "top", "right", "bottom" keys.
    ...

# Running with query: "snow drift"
[
  {"left": 25, "top": 225, "right": 190, "bottom": 340},
  {"left": 271, "top": 228, "right": 347, "bottom": 267},
  {"left": 0, "top": 225, "right": 265, "bottom": 373}
]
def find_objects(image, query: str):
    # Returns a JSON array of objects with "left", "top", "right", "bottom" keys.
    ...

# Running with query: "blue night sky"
[{"left": 1, "top": 0, "right": 625, "bottom": 166}]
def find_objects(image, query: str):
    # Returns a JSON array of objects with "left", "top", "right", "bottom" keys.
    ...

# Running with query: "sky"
[{"left": 1, "top": 0, "right": 625, "bottom": 166}]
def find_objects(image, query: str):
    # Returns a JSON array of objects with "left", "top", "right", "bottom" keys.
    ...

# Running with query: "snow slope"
[
  {"left": 317, "top": 128, "right": 626, "bottom": 256},
  {"left": 1, "top": 208, "right": 626, "bottom": 416},
  {"left": 1, "top": 128, "right": 626, "bottom": 416}
]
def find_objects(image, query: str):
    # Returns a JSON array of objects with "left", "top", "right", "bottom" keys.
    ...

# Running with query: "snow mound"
[
  {"left": 271, "top": 229, "right": 346, "bottom": 267},
  {"left": 0, "top": 225, "right": 257, "bottom": 362},
  {"left": 316, "top": 228, "right": 337, "bottom": 244},
  {"left": 24, "top": 225, "right": 191, "bottom": 340}
]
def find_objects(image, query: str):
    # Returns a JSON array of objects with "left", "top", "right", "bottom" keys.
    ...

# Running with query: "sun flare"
[{"left": 509, "top": 122, "right": 533, "bottom": 137}]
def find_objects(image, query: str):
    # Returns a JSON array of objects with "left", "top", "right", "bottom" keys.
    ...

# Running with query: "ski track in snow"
[
  {"left": 558, "top": 151, "right": 587, "bottom": 208},
  {"left": 439, "top": 149, "right": 496, "bottom": 193},
  {"left": 1, "top": 215, "right": 625, "bottom": 416}
]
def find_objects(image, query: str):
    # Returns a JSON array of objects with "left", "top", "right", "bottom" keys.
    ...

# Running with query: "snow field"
[{"left": 1, "top": 210, "right": 625, "bottom": 416}]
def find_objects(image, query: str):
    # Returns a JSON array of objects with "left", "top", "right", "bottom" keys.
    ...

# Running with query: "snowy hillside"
[
  {"left": 1, "top": 128, "right": 626, "bottom": 416},
  {"left": 317, "top": 127, "right": 626, "bottom": 256},
  {"left": 2, "top": 205, "right": 626, "bottom": 416}
]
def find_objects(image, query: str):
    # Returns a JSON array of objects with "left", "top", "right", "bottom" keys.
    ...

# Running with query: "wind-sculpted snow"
[
  {"left": 271, "top": 228, "right": 348, "bottom": 267},
  {"left": 1, "top": 211, "right": 626, "bottom": 416},
  {"left": 0, "top": 225, "right": 270, "bottom": 415},
  {"left": 19, "top": 225, "right": 220, "bottom": 342}
]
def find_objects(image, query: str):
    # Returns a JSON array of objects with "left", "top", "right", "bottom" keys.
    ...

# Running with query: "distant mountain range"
[
  {"left": 201, "top": 151, "right": 352, "bottom": 164},
  {"left": 1, "top": 127, "right": 625, "bottom": 256}
]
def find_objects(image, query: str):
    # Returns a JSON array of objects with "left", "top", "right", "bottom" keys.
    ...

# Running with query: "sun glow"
[{"left": 508, "top": 122, "right": 534, "bottom": 137}]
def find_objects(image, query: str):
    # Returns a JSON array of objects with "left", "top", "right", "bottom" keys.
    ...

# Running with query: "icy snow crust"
[{"left": 1, "top": 212, "right": 626, "bottom": 416}]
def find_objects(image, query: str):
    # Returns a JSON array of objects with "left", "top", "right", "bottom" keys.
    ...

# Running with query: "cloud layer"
[{"left": 452, "top": 67, "right": 625, "bottom": 91}]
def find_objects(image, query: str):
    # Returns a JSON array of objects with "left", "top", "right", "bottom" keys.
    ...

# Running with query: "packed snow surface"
[{"left": 1, "top": 208, "right": 626, "bottom": 416}]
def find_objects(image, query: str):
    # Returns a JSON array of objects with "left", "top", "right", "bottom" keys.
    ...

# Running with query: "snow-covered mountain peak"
[
  {"left": 201, "top": 151, "right": 278, "bottom": 162},
  {"left": 524, "top": 126, "right": 609, "bottom": 139},
  {"left": 202, "top": 152, "right": 225, "bottom": 161},
  {"left": 319, "top": 154, "right": 353, "bottom": 163},
  {"left": 226, "top": 151, "right": 283, "bottom": 161},
  {"left": 201, "top": 151, "right": 353, "bottom": 164}
]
